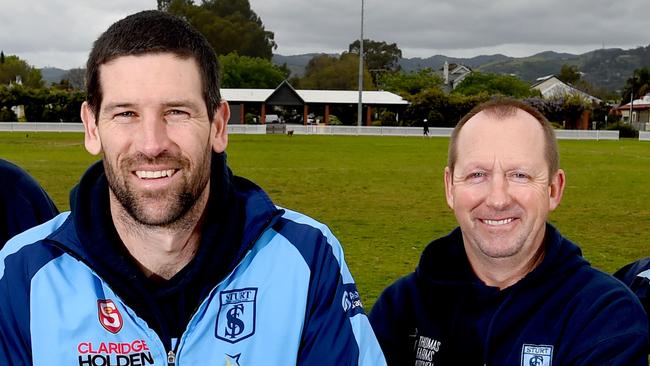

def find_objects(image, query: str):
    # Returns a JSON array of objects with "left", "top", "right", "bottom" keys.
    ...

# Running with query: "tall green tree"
[
  {"left": 558, "top": 64, "right": 581, "bottom": 85},
  {"left": 219, "top": 53, "right": 288, "bottom": 88},
  {"left": 166, "top": 0, "right": 276, "bottom": 59},
  {"left": 453, "top": 72, "right": 538, "bottom": 98},
  {"left": 296, "top": 53, "right": 373, "bottom": 90},
  {"left": 0, "top": 54, "right": 43, "bottom": 88},
  {"left": 348, "top": 39, "right": 402, "bottom": 83},
  {"left": 377, "top": 68, "right": 442, "bottom": 97},
  {"left": 621, "top": 67, "right": 650, "bottom": 102}
]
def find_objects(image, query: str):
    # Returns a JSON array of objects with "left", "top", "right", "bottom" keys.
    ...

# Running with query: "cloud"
[{"left": 1, "top": 0, "right": 647, "bottom": 68}]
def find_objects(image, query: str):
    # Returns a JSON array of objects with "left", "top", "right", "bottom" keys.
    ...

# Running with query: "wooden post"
[
  {"left": 324, "top": 105, "right": 330, "bottom": 125},
  {"left": 240, "top": 103, "right": 245, "bottom": 124},
  {"left": 303, "top": 105, "right": 309, "bottom": 125},
  {"left": 261, "top": 104, "right": 266, "bottom": 125}
]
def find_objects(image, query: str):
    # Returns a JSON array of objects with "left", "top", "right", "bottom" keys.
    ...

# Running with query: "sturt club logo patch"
[
  {"left": 97, "top": 299, "right": 123, "bottom": 334},
  {"left": 521, "top": 344, "right": 553, "bottom": 366},
  {"left": 215, "top": 288, "right": 258, "bottom": 343}
]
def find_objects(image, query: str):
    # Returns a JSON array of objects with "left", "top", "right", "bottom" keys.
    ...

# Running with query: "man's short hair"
[
  {"left": 85, "top": 10, "right": 221, "bottom": 121},
  {"left": 447, "top": 97, "right": 560, "bottom": 176}
]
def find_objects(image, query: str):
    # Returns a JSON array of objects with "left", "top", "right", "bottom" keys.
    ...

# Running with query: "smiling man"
[
  {"left": 0, "top": 10, "right": 385, "bottom": 365},
  {"left": 369, "top": 98, "right": 649, "bottom": 365}
]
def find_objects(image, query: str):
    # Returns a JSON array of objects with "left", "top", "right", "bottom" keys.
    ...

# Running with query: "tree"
[
  {"left": 621, "top": 67, "right": 650, "bottom": 102},
  {"left": 157, "top": 0, "right": 172, "bottom": 11},
  {"left": 219, "top": 53, "right": 288, "bottom": 88},
  {"left": 296, "top": 53, "right": 374, "bottom": 90},
  {"left": 0, "top": 54, "right": 43, "bottom": 88},
  {"left": 452, "top": 72, "right": 538, "bottom": 98},
  {"left": 403, "top": 87, "right": 487, "bottom": 127},
  {"left": 558, "top": 64, "right": 581, "bottom": 85},
  {"left": 377, "top": 68, "right": 442, "bottom": 97},
  {"left": 166, "top": 0, "right": 276, "bottom": 59},
  {"left": 0, "top": 51, "right": 4, "bottom": 64},
  {"left": 348, "top": 39, "right": 402, "bottom": 83}
]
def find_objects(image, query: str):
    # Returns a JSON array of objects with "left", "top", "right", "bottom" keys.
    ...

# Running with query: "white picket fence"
[{"left": 0, "top": 122, "right": 625, "bottom": 140}]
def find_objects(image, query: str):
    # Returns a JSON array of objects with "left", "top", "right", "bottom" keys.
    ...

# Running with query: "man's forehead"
[{"left": 455, "top": 109, "right": 546, "bottom": 162}]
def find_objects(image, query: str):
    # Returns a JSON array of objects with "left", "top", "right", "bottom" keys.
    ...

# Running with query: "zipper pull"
[{"left": 167, "top": 350, "right": 176, "bottom": 366}]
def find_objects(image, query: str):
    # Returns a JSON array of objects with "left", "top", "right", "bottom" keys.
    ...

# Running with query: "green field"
[{"left": 1, "top": 132, "right": 649, "bottom": 308}]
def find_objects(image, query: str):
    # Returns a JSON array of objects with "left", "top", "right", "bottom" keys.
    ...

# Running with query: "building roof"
[
  {"left": 221, "top": 81, "right": 408, "bottom": 106},
  {"left": 531, "top": 75, "right": 602, "bottom": 103},
  {"left": 616, "top": 94, "right": 650, "bottom": 110}
]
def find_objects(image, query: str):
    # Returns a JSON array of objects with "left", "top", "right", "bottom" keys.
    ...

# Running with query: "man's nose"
[
  {"left": 136, "top": 114, "right": 172, "bottom": 157},
  {"left": 485, "top": 174, "right": 512, "bottom": 209}
]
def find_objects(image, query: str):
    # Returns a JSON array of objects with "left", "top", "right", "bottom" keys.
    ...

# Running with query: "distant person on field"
[
  {"left": 614, "top": 257, "right": 650, "bottom": 331},
  {"left": 369, "top": 98, "right": 649, "bottom": 365},
  {"left": 0, "top": 11, "right": 385, "bottom": 365},
  {"left": 423, "top": 118, "right": 429, "bottom": 136},
  {"left": 0, "top": 159, "right": 58, "bottom": 247}
]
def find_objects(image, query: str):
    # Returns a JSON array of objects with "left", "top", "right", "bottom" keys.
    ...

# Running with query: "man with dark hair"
[
  {"left": 0, "top": 10, "right": 385, "bottom": 365},
  {"left": 0, "top": 159, "right": 58, "bottom": 247},
  {"left": 369, "top": 98, "right": 649, "bottom": 365}
]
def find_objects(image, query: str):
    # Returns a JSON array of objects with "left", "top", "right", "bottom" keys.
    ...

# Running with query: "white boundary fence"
[
  {"left": 0, "top": 122, "right": 624, "bottom": 140},
  {"left": 554, "top": 130, "right": 619, "bottom": 140},
  {"left": 639, "top": 131, "right": 650, "bottom": 141}
]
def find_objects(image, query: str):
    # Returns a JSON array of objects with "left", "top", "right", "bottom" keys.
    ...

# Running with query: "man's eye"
[
  {"left": 510, "top": 172, "right": 530, "bottom": 182},
  {"left": 165, "top": 110, "right": 190, "bottom": 121},
  {"left": 467, "top": 172, "right": 486, "bottom": 181},
  {"left": 116, "top": 111, "right": 135, "bottom": 118}
]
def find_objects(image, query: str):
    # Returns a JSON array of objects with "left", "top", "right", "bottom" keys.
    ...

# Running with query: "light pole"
[{"left": 357, "top": 0, "right": 364, "bottom": 128}]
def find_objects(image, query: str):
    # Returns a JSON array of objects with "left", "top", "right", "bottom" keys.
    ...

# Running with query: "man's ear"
[
  {"left": 81, "top": 102, "right": 102, "bottom": 155},
  {"left": 444, "top": 166, "right": 454, "bottom": 209},
  {"left": 548, "top": 169, "right": 566, "bottom": 211},
  {"left": 211, "top": 100, "right": 230, "bottom": 153}
]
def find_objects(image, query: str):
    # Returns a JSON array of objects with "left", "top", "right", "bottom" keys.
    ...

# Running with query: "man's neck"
[
  {"left": 466, "top": 244, "right": 545, "bottom": 290},
  {"left": 110, "top": 189, "right": 209, "bottom": 281}
]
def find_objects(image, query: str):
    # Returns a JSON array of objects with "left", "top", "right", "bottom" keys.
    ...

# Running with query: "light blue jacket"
[{"left": 0, "top": 160, "right": 385, "bottom": 366}]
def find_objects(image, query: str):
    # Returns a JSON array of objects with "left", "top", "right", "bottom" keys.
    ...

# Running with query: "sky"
[{"left": 1, "top": 0, "right": 648, "bottom": 70}]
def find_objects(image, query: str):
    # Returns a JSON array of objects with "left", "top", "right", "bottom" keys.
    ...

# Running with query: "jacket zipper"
[
  {"left": 167, "top": 350, "right": 176, "bottom": 366},
  {"left": 167, "top": 337, "right": 181, "bottom": 366}
]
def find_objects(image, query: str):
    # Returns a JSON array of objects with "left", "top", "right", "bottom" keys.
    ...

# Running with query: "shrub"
[{"left": 606, "top": 122, "right": 639, "bottom": 138}]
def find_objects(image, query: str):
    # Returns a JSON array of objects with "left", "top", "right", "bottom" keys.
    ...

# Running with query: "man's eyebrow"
[
  {"left": 163, "top": 100, "right": 201, "bottom": 110},
  {"left": 102, "top": 103, "right": 136, "bottom": 113}
]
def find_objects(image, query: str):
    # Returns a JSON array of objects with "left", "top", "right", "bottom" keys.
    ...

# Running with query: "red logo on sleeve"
[{"left": 97, "top": 299, "right": 123, "bottom": 334}]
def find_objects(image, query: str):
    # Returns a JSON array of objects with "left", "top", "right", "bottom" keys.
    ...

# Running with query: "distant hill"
[
  {"left": 272, "top": 53, "right": 337, "bottom": 77},
  {"left": 39, "top": 45, "right": 650, "bottom": 94},
  {"left": 272, "top": 45, "right": 650, "bottom": 94},
  {"left": 40, "top": 67, "right": 68, "bottom": 86}
]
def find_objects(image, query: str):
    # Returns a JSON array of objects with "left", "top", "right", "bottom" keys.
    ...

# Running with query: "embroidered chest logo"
[
  {"left": 521, "top": 344, "right": 553, "bottom": 366},
  {"left": 215, "top": 288, "right": 258, "bottom": 343},
  {"left": 97, "top": 299, "right": 123, "bottom": 334}
]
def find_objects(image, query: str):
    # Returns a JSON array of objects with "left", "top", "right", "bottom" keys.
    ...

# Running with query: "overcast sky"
[{"left": 2, "top": 0, "right": 648, "bottom": 69}]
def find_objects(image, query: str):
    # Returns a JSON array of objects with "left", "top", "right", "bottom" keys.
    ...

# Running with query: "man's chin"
[{"left": 129, "top": 209, "right": 182, "bottom": 227}]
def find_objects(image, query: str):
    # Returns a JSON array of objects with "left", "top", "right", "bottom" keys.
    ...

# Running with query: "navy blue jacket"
[
  {"left": 369, "top": 225, "right": 649, "bottom": 365},
  {"left": 0, "top": 159, "right": 58, "bottom": 247},
  {"left": 614, "top": 257, "right": 650, "bottom": 332}
]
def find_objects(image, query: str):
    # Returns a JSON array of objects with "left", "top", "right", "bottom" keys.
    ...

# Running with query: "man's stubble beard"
[{"left": 104, "top": 141, "right": 212, "bottom": 231}]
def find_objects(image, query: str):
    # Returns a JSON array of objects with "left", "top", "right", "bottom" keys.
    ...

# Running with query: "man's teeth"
[
  {"left": 483, "top": 218, "right": 513, "bottom": 226},
  {"left": 135, "top": 169, "right": 175, "bottom": 179}
]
